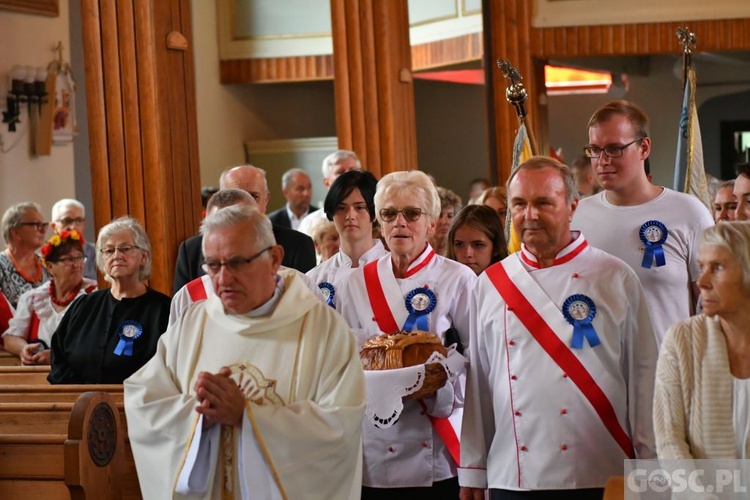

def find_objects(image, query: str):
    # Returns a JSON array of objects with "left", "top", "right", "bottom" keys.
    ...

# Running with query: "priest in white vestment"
[
  {"left": 459, "top": 157, "right": 657, "bottom": 500},
  {"left": 124, "top": 205, "right": 365, "bottom": 499}
]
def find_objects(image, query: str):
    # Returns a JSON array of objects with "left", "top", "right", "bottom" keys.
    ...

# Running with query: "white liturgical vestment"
[
  {"left": 124, "top": 273, "right": 365, "bottom": 499},
  {"left": 459, "top": 233, "right": 657, "bottom": 491},
  {"left": 168, "top": 266, "right": 324, "bottom": 326}
]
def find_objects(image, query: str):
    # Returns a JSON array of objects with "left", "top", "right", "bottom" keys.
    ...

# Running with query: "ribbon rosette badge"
[
  {"left": 639, "top": 220, "right": 668, "bottom": 268},
  {"left": 114, "top": 320, "right": 143, "bottom": 356},
  {"left": 403, "top": 287, "right": 437, "bottom": 332},
  {"left": 562, "top": 294, "right": 601, "bottom": 349},
  {"left": 318, "top": 282, "right": 336, "bottom": 308}
]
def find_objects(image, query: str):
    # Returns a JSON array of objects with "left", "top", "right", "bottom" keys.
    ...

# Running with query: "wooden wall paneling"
[
  {"left": 116, "top": 0, "right": 145, "bottom": 225},
  {"left": 331, "top": 0, "right": 418, "bottom": 177},
  {"left": 330, "top": 0, "right": 353, "bottom": 156},
  {"left": 134, "top": 0, "right": 169, "bottom": 291},
  {"left": 410, "top": 33, "right": 483, "bottom": 72},
  {"left": 81, "top": 0, "right": 201, "bottom": 293},
  {"left": 81, "top": 0, "right": 112, "bottom": 234},
  {"left": 357, "top": 0, "right": 382, "bottom": 176},
  {"left": 100, "top": 0, "right": 129, "bottom": 218},
  {"left": 177, "top": 0, "right": 202, "bottom": 238},
  {"left": 481, "top": 0, "right": 499, "bottom": 185},
  {"left": 372, "top": 0, "right": 395, "bottom": 173},
  {"left": 484, "top": 0, "right": 541, "bottom": 182}
]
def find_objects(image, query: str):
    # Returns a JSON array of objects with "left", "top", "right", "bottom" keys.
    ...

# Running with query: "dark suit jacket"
[
  {"left": 172, "top": 224, "right": 317, "bottom": 294},
  {"left": 267, "top": 205, "right": 318, "bottom": 230}
]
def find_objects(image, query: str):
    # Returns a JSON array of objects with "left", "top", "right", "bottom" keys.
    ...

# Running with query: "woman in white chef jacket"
[{"left": 338, "top": 170, "right": 477, "bottom": 499}]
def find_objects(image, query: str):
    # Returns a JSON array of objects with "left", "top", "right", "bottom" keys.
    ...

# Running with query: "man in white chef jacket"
[
  {"left": 459, "top": 156, "right": 657, "bottom": 500},
  {"left": 125, "top": 205, "right": 365, "bottom": 499}
]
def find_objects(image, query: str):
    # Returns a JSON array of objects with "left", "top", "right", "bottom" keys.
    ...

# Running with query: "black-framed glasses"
[
  {"left": 379, "top": 208, "right": 425, "bottom": 223},
  {"left": 54, "top": 255, "right": 87, "bottom": 266},
  {"left": 57, "top": 217, "right": 86, "bottom": 226},
  {"left": 100, "top": 245, "right": 140, "bottom": 258},
  {"left": 18, "top": 221, "right": 48, "bottom": 231},
  {"left": 583, "top": 137, "right": 644, "bottom": 159},
  {"left": 201, "top": 246, "right": 274, "bottom": 275}
]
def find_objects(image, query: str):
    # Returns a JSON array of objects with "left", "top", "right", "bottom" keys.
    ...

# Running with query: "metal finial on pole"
[
  {"left": 496, "top": 59, "right": 538, "bottom": 155},
  {"left": 676, "top": 27, "right": 696, "bottom": 88}
]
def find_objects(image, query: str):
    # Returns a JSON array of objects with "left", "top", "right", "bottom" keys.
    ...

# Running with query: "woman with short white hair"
[
  {"left": 48, "top": 216, "right": 170, "bottom": 384},
  {"left": 339, "top": 169, "right": 477, "bottom": 499},
  {"left": 655, "top": 221, "right": 750, "bottom": 460}
]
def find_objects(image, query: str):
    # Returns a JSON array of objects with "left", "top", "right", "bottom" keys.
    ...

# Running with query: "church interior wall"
[{"left": 0, "top": 0, "right": 75, "bottom": 226}]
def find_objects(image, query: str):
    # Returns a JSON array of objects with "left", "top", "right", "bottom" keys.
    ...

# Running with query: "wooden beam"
[
  {"left": 81, "top": 0, "right": 201, "bottom": 294},
  {"left": 331, "top": 0, "right": 418, "bottom": 177}
]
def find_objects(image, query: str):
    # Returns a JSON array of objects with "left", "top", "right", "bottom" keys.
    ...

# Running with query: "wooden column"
[
  {"left": 81, "top": 0, "right": 201, "bottom": 294},
  {"left": 330, "top": 0, "right": 418, "bottom": 178},
  {"left": 482, "top": 0, "right": 541, "bottom": 185}
]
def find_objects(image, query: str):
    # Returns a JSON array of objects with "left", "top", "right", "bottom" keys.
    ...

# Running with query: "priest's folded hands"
[{"left": 194, "top": 366, "right": 245, "bottom": 428}]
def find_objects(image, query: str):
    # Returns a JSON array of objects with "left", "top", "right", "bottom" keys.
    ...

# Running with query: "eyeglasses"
[
  {"left": 18, "top": 221, "right": 48, "bottom": 231},
  {"left": 57, "top": 217, "right": 86, "bottom": 226},
  {"left": 100, "top": 245, "right": 140, "bottom": 258},
  {"left": 583, "top": 138, "right": 644, "bottom": 159},
  {"left": 379, "top": 208, "right": 426, "bottom": 223},
  {"left": 201, "top": 246, "right": 273, "bottom": 275},
  {"left": 54, "top": 255, "right": 87, "bottom": 266}
]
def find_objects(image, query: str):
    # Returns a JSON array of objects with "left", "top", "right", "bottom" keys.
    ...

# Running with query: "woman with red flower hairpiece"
[{"left": 2, "top": 230, "right": 96, "bottom": 365}]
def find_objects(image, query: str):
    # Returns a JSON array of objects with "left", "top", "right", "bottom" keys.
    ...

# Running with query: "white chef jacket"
[
  {"left": 338, "top": 244, "right": 477, "bottom": 488},
  {"left": 306, "top": 239, "right": 388, "bottom": 309},
  {"left": 459, "top": 233, "right": 657, "bottom": 491}
]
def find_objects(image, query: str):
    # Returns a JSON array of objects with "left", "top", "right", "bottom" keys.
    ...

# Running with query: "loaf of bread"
[
  {"left": 360, "top": 331, "right": 447, "bottom": 370},
  {"left": 360, "top": 331, "right": 448, "bottom": 399}
]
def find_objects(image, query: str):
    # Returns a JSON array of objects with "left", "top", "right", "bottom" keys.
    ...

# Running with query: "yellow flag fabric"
[
  {"left": 673, "top": 65, "right": 711, "bottom": 210},
  {"left": 506, "top": 123, "right": 533, "bottom": 253}
]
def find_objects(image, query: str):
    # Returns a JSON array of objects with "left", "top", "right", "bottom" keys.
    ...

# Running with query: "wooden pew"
[
  {"left": 0, "top": 349, "right": 22, "bottom": 366},
  {"left": 0, "top": 383, "right": 122, "bottom": 403},
  {"left": 0, "top": 365, "right": 51, "bottom": 385},
  {"left": 0, "top": 388, "right": 141, "bottom": 499}
]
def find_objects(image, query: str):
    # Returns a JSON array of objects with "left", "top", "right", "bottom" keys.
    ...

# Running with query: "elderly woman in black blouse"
[{"left": 49, "top": 216, "right": 170, "bottom": 384}]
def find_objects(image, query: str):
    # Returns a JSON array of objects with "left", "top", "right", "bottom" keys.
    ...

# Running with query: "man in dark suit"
[
  {"left": 267, "top": 168, "right": 317, "bottom": 231},
  {"left": 173, "top": 165, "right": 317, "bottom": 293}
]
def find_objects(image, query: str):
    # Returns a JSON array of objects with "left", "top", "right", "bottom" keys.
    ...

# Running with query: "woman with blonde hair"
[
  {"left": 0, "top": 202, "right": 50, "bottom": 308},
  {"left": 478, "top": 186, "right": 508, "bottom": 229},
  {"left": 655, "top": 221, "right": 750, "bottom": 459}
]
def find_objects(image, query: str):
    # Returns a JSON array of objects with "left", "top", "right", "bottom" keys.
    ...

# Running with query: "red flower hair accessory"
[{"left": 41, "top": 230, "right": 85, "bottom": 265}]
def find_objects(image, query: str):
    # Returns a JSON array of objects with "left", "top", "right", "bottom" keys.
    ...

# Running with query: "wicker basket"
[{"left": 360, "top": 331, "right": 448, "bottom": 399}]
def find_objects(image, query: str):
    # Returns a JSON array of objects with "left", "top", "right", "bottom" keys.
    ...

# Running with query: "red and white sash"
[
  {"left": 485, "top": 254, "right": 635, "bottom": 459},
  {"left": 186, "top": 275, "right": 211, "bottom": 303},
  {"left": 362, "top": 250, "right": 462, "bottom": 465}
]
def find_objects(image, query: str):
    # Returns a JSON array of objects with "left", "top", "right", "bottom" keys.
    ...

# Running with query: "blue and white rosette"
[
  {"left": 318, "top": 282, "right": 336, "bottom": 308},
  {"left": 639, "top": 220, "right": 668, "bottom": 268},
  {"left": 402, "top": 287, "right": 437, "bottom": 332},
  {"left": 114, "top": 320, "right": 143, "bottom": 356},
  {"left": 562, "top": 294, "right": 601, "bottom": 349}
]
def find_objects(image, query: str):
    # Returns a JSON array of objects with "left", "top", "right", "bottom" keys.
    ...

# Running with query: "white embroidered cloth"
[{"left": 363, "top": 347, "right": 467, "bottom": 428}]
